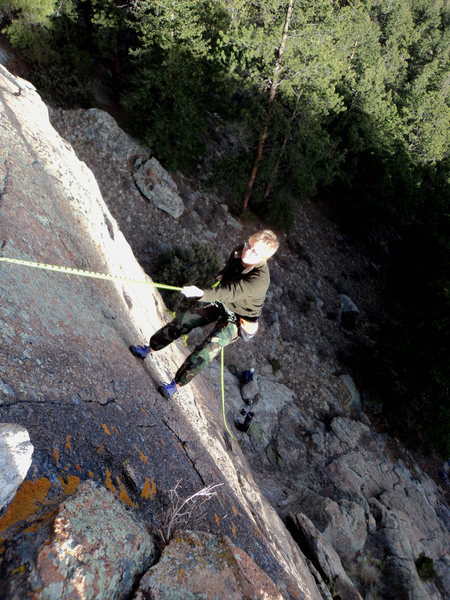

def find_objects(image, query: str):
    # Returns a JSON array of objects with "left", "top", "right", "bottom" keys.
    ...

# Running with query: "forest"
[{"left": 0, "top": 0, "right": 449, "bottom": 457}]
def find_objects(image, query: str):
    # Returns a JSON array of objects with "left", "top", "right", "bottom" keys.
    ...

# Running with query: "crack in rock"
[
  {"left": 161, "top": 417, "right": 207, "bottom": 486},
  {"left": 0, "top": 156, "right": 8, "bottom": 203}
]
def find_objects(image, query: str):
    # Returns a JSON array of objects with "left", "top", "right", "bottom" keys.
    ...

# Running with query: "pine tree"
[
  {"left": 123, "top": 0, "right": 231, "bottom": 169},
  {"left": 242, "top": 0, "right": 294, "bottom": 212}
]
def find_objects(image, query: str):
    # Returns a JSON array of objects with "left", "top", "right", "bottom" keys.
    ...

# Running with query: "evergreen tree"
[
  {"left": 0, "top": 0, "right": 70, "bottom": 60},
  {"left": 0, "top": 0, "right": 95, "bottom": 106},
  {"left": 216, "top": 0, "right": 346, "bottom": 223},
  {"left": 242, "top": 0, "right": 294, "bottom": 212},
  {"left": 122, "top": 0, "right": 231, "bottom": 170}
]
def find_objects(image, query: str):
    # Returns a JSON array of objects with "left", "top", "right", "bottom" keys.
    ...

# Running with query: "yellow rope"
[
  {"left": 221, "top": 347, "right": 237, "bottom": 442},
  {"left": 0, "top": 256, "right": 182, "bottom": 291}
]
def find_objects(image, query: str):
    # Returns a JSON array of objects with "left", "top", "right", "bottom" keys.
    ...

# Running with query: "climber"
[{"left": 129, "top": 229, "right": 280, "bottom": 399}]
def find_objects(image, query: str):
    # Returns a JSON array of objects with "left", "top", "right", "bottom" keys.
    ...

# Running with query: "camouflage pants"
[{"left": 150, "top": 303, "right": 239, "bottom": 386}]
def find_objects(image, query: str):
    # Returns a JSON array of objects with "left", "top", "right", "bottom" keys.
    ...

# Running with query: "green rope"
[
  {"left": 0, "top": 256, "right": 182, "bottom": 291},
  {"left": 221, "top": 347, "right": 237, "bottom": 442},
  {"left": 239, "top": 418, "right": 254, "bottom": 448}
]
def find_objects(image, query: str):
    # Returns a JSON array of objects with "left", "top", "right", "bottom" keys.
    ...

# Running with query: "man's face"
[{"left": 241, "top": 239, "right": 266, "bottom": 265}]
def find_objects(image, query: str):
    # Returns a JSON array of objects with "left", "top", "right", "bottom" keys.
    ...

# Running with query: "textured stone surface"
[
  {"left": 134, "top": 157, "right": 184, "bottom": 219},
  {"left": 288, "top": 513, "right": 363, "bottom": 600},
  {"left": 2, "top": 60, "right": 447, "bottom": 600},
  {"left": 66, "top": 108, "right": 145, "bottom": 159},
  {"left": 0, "top": 423, "right": 34, "bottom": 512},
  {"left": 0, "top": 65, "right": 320, "bottom": 600},
  {"left": 29, "top": 481, "right": 155, "bottom": 599},
  {"left": 287, "top": 489, "right": 367, "bottom": 564},
  {"left": 203, "top": 360, "right": 450, "bottom": 600},
  {"left": 135, "top": 530, "right": 283, "bottom": 600}
]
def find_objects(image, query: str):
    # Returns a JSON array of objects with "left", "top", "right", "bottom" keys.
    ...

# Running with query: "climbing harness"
[
  {"left": 0, "top": 256, "right": 248, "bottom": 446},
  {"left": 238, "top": 317, "right": 259, "bottom": 341}
]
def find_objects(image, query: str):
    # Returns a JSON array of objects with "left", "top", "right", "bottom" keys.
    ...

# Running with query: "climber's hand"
[{"left": 181, "top": 285, "right": 204, "bottom": 299}]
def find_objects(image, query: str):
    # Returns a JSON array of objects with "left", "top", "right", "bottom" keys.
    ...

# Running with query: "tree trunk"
[
  {"left": 242, "top": 0, "right": 294, "bottom": 213},
  {"left": 263, "top": 91, "right": 302, "bottom": 202}
]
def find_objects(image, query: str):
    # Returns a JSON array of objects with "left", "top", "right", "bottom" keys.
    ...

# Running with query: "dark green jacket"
[{"left": 201, "top": 245, "right": 270, "bottom": 318}]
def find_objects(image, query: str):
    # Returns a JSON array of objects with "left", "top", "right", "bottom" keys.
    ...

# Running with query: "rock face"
[
  {"left": 0, "top": 424, "right": 34, "bottom": 512},
  {"left": 136, "top": 530, "right": 284, "bottom": 600},
  {"left": 202, "top": 361, "right": 450, "bottom": 600},
  {"left": 287, "top": 513, "right": 363, "bottom": 600},
  {"left": 28, "top": 481, "right": 155, "bottom": 599},
  {"left": 1, "top": 61, "right": 448, "bottom": 600},
  {"left": 0, "top": 66, "right": 320, "bottom": 599}
]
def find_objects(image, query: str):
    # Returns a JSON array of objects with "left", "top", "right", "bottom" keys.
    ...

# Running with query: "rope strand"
[{"left": 0, "top": 256, "right": 182, "bottom": 291}]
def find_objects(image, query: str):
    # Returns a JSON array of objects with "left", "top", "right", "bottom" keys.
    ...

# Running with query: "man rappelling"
[{"left": 129, "top": 229, "right": 279, "bottom": 399}]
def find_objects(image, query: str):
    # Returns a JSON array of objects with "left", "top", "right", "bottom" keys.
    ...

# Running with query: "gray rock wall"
[{"left": 0, "top": 67, "right": 320, "bottom": 599}]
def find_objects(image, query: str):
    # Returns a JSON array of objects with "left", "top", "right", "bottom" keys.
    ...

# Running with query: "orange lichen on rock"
[
  {"left": 0, "top": 478, "right": 51, "bottom": 541},
  {"left": 134, "top": 445, "right": 150, "bottom": 464},
  {"left": 101, "top": 424, "right": 111, "bottom": 436},
  {"left": 117, "top": 478, "right": 135, "bottom": 508},
  {"left": 141, "top": 477, "right": 157, "bottom": 500},
  {"left": 58, "top": 475, "right": 80, "bottom": 496},
  {"left": 104, "top": 469, "right": 117, "bottom": 494},
  {"left": 231, "top": 521, "right": 237, "bottom": 540},
  {"left": 104, "top": 470, "right": 134, "bottom": 507}
]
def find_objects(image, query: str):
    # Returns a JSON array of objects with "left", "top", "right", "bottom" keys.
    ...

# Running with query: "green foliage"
[
  {"left": 0, "top": 0, "right": 93, "bottom": 106},
  {"left": 415, "top": 553, "right": 437, "bottom": 581},
  {"left": 152, "top": 242, "right": 220, "bottom": 313},
  {"left": 269, "top": 357, "right": 282, "bottom": 374},
  {"left": 122, "top": 0, "right": 231, "bottom": 170},
  {"left": 384, "top": 159, "right": 450, "bottom": 457}
]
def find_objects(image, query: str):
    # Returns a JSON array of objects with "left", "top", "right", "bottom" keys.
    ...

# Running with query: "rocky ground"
[
  {"left": 47, "top": 107, "right": 449, "bottom": 600},
  {"left": 2, "top": 42, "right": 448, "bottom": 600},
  {"left": 48, "top": 105, "right": 444, "bottom": 483}
]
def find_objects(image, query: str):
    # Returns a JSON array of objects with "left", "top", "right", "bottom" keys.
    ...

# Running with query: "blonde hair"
[{"left": 248, "top": 229, "right": 279, "bottom": 259}]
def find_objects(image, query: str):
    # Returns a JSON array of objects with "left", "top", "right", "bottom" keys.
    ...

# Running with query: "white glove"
[{"left": 181, "top": 285, "right": 204, "bottom": 298}]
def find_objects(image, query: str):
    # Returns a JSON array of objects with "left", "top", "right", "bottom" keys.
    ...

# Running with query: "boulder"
[
  {"left": 134, "top": 157, "right": 184, "bottom": 218},
  {"left": 0, "top": 423, "right": 34, "bottom": 512},
  {"left": 293, "top": 488, "right": 367, "bottom": 564},
  {"left": 134, "top": 530, "right": 283, "bottom": 600},
  {"left": 337, "top": 294, "right": 359, "bottom": 331},
  {"left": 287, "top": 513, "right": 363, "bottom": 600},
  {"left": 51, "top": 107, "right": 145, "bottom": 160},
  {"left": 28, "top": 481, "right": 155, "bottom": 599}
]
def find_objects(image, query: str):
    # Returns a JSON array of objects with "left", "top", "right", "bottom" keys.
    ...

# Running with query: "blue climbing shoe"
[
  {"left": 129, "top": 344, "right": 152, "bottom": 359},
  {"left": 158, "top": 379, "right": 178, "bottom": 399}
]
